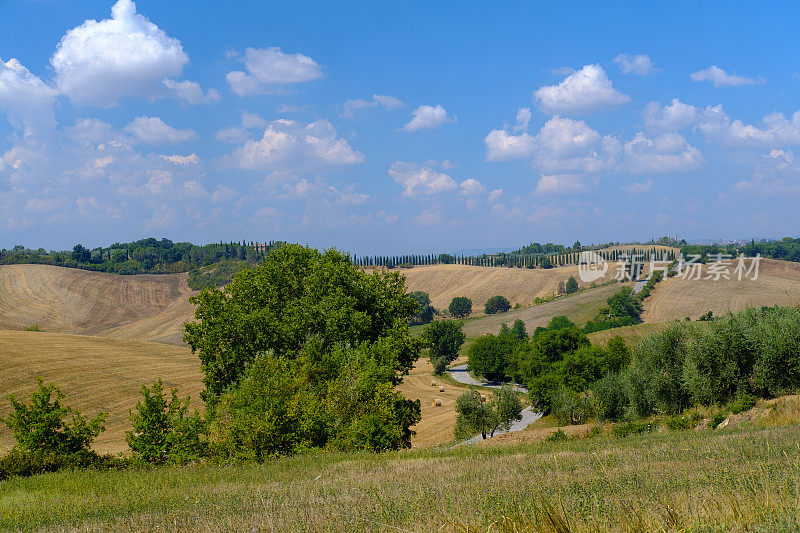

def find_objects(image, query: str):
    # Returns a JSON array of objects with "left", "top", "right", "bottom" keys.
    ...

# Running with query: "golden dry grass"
[
  {"left": 395, "top": 263, "right": 613, "bottom": 312},
  {"left": 642, "top": 258, "right": 800, "bottom": 322},
  {"left": 394, "top": 357, "right": 473, "bottom": 448},
  {"left": 0, "top": 330, "right": 203, "bottom": 455},
  {"left": 0, "top": 264, "right": 196, "bottom": 343}
]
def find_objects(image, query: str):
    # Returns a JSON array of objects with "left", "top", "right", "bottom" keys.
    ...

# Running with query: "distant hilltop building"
[{"left": 253, "top": 242, "right": 268, "bottom": 253}]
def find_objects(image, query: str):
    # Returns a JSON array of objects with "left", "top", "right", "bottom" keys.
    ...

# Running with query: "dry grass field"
[
  {"left": 0, "top": 264, "right": 195, "bottom": 343},
  {"left": 395, "top": 263, "right": 611, "bottom": 312},
  {"left": 642, "top": 258, "right": 800, "bottom": 322},
  {"left": 0, "top": 330, "right": 202, "bottom": 455},
  {"left": 394, "top": 357, "right": 472, "bottom": 448},
  {"left": 462, "top": 282, "right": 627, "bottom": 337}
]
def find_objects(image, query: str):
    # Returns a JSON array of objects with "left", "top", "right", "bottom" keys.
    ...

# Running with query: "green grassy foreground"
[{"left": 3, "top": 424, "right": 800, "bottom": 531}]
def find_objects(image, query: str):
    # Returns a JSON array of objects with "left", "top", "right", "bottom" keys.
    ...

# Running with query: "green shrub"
[
  {"left": 550, "top": 387, "right": 593, "bottom": 426},
  {"left": 1, "top": 379, "right": 106, "bottom": 456},
  {"left": 710, "top": 413, "right": 727, "bottom": 428},
  {"left": 23, "top": 324, "right": 42, "bottom": 332},
  {"left": 664, "top": 412, "right": 702, "bottom": 431},
  {"left": 126, "top": 379, "right": 206, "bottom": 465},
  {"left": 546, "top": 429, "right": 567, "bottom": 442},
  {"left": 591, "top": 372, "right": 629, "bottom": 422},
  {"left": 612, "top": 421, "right": 656, "bottom": 438},
  {"left": 725, "top": 394, "right": 757, "bottom": 415}
]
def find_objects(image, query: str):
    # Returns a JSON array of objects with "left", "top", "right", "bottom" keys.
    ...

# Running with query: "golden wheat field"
[
  {"left": 0, "top": 264, "right": 196, "bottom": 343},
  {"left": 642, "top": 258, "right": 800, "bottom": 322},
  {"left": 0, "top": 330, "right": 203, "bottom": 455},
  {"left": 393, "top": 263, "right": 610, "bottom": 312}
]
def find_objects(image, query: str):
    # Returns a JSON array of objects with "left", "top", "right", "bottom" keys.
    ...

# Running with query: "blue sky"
[{"left": 1, "top": 1, "right": 800, "bottom": 254}]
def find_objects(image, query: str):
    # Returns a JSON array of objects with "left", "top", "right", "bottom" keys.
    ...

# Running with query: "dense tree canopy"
[
  {"left": 183, "top": 244, "right": 422, "bottom": 455},
  {"left": 422, "top": 320, "right": 465, "bottom": 374},
  {"left": 449, "top": 296, "right": 472, "bottom": 318},
  {"left": 484, "top": 295, "right": 511, "bottom": 315}
]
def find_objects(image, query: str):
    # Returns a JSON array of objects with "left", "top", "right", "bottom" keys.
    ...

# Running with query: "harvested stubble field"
[
  {"left": 394, "top": 357, "right": 473, "bottom": 448},
  {"left": 0, "top": 331, "right": 203, "bottom": 455},
  {"left": 2, "top": 423, "right": 800, "bottom": 531},
  {"left": 642, "top": 258, "right": 800, "bottom": 322},
  {"left": 0, "top": 264, "right": 196, "bottom": 344},
  {"left": 391, "top": 263, "right": 611, "bottom": 312}
]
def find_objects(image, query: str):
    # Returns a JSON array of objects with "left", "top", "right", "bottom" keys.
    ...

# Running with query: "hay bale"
[
  {"left": 439, "top": 385, "right": 445, "bottom": 392},
  {"left": 431, "top": 380, "right": 437, "bottom": 387},
  {"left": 434, "top": 398, "right": 442, "bottom": 407}
]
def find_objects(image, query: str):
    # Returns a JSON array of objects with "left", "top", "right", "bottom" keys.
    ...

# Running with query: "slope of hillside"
[
  {"left": 0, "top": 331, "right": 203, "bottom": 455},
  {"left": 0, "top": 264, "right": 195, "bottom": 343},
  {"left": 642, "top": 258, "right": 800, "bottom": 322},
  {"left": 397, "top": 263, "right": 609, "bottom": 312},
  {"left": 461, "top": 282, "right": 627, "bottom": 337}
]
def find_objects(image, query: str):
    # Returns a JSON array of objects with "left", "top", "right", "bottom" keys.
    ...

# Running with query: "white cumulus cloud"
[
  {"left": 341, "top": 94, "right": 404, "bottom": 118},
  {"left": 163, "top": 79, "right": 220, "bottom": 105},
  {"left": 613, "top": 54, "right": 657, "bottom": 76},
  {"left": 227, "top": 47, "right": 322, "bottom": 96},
  {"left": 690, "top": 65, "right": 763, "bottom": 88},
  {"left": 534, "top": 64, "right": 629, "bottom": 115},
  {"left": 388, "top": 161, "right": 458, "bottom": 196},
  {"left": 403, "top": 104, "right": 455, "bottom": 132},
  {"left": 232, "top": 119, "right": 363, "bottom": 172},
  {"left": 0, "top": 57, "right": 57, "bottom": 135},
  {"left": 124, "top": 117, "right": 196, "bottom": 144},
  {"left": 51, "top": 0, "right": 189, "bottom": 106}
]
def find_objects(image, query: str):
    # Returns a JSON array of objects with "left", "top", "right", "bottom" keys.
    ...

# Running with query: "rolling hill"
[
  {"left": 0, "top": 264, "right": 195, "bottom": 344},
  {"left": 641, "top": 258, "right": 800, "bottom": 322},
  {"left": 1, "top": 256, "right": 799, "bottom": 453},
  {"left": 0, "top": 330, "right": 202, "bottom": 455}
]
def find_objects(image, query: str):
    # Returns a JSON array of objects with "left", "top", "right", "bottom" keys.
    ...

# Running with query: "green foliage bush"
[
  {"left": 612, "top": 421, "right": 656, "bottom": 438},
  {"left": 550, "top": 387, "right": 593, "bottom": 426},
  {"left": 455, "top": 385, "right": 522, "bottom": 440},
  {"left": 590, "top": 372, "right": 629, "bottom": 422},
  {"left": 126, "top": 380, "right": 205, "bottom": 465},
  {"left": 664, "top": 412, "right": 702, "bottom": 431},
  {"left": 448, "top": 296, "right": 472, "bottom": 318},
  {"left": 565, "top": 276, "right": 579, "bottom": 294},
  {"left": 422, "top": 320, "right": 465, "bottom": 374},
  {"left": 409, "top": 291, "right": 436, "bottom": 325},
  {"left": 23, "top": 324, "right": 42, "bottom": 332},
  {"left": 1, "top": 379, "right": 106, "bottom": 456},
  {"left": 546, "top": 429, "right": 567, "bottom": 442},
  {"left": 484, "top": 295, "right": 511, "bottom": 315},
  {"left": 725, "top": 394, "right": 757, "bottom": 414}
]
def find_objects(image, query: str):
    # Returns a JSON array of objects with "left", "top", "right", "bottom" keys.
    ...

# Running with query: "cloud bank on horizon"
[{"left": 0, "top": 0, "right": 798, "bottom": 253}]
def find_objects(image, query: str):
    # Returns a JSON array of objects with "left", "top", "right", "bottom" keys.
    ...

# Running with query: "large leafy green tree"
[
  {"left": 183, "top": 244, "right": 422, "bottom": 455},
  {"left": 449, "top": 296, "right": 472, "bottom": 318},
  {"left": 409, "top": 291, "right": 435, "bottom": 325},
  {"left": 455, "top": 385, "right": 522, "bottom": 440},
  {"left": 484, "top": 295, "right": 511, "bottom": 315},
  {"left": 422, "top": 320, "right": 465, "bottom": 374}
]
